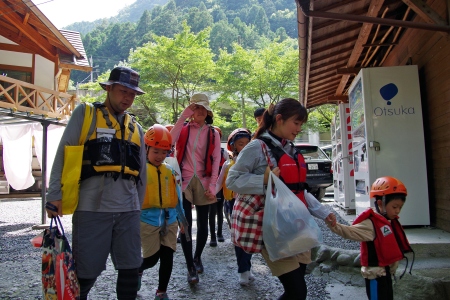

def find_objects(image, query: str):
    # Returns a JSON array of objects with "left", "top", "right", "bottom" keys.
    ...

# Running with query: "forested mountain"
[{"left": 69, "top": 0, "right": 298, "bottom": 85}]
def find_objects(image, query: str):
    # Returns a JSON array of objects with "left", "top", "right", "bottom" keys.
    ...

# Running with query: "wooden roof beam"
[
  {"left": 0, "top": 26, "right": 53, "bottom": 61},
  {"left": 401, "top": 0, "right": 447, "bottom": 26},
  {"left": 336, "top": 68, "right": 360, "bottom": 75},
  {"left": 0, "top": 1, "right": 56, "bottom": 58},
  {"left": 328, "top": 95, "right": 349, "bottom": 102},
  {"left": 310, "top": 63, "right": 347, "bottom": 78},
  {"left": 311, "top": 45, "right": 354, "bottom": 64},
  {"left": 312, "top": 23, "right": 362, "bottom": 44},
  {"left": 313, "top": 35, "right": 359, "bottom": 55}
]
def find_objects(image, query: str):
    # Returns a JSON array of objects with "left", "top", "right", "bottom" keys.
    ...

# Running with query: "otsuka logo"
[{"left": 373, "top": 83, "right": 415, "bottom": 116}]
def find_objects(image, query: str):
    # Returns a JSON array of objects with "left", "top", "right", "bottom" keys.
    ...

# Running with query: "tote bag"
[
  {"left": 41, "top": 216, "right": 80, "bottom": 300},
  {"left": 263, "top": 172, "right": 322, "bottom": 261},
  {"left": 61, "top": 103, "right": 94, "bottom": 215}
]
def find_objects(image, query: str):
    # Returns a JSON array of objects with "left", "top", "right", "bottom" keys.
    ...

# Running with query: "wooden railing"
[{"left": 0, "top": 75, "right": 77, "bottom": 120}]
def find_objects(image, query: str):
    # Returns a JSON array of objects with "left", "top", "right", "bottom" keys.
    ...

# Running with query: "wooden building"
[
  {"left": 296, "top": 0, "right": 450, "bottom": 231},
  {"left": 0, "top": 0, "right": 91, "bottom": 202}
]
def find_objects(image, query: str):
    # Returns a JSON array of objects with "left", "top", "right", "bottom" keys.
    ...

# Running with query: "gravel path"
[{"left": 0, "top": 198, "right": 359, "bottom": 300}]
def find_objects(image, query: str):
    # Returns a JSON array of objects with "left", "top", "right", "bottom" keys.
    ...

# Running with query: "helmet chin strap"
[{"left": 375, "top": 196, "right": 388, "bottom": 218}]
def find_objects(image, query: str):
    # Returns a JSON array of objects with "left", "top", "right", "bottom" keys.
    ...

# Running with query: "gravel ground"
[{"left": 0, "top": 198, "right": 359, "bottom": 300}]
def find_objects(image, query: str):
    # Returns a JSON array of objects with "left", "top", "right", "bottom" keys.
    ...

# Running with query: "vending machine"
[
  {"left": 332, "top": 103, "right": 355, "bottom": 212},
  {"left": 349, "top": 65, "right": 430, "bottom": 226}
]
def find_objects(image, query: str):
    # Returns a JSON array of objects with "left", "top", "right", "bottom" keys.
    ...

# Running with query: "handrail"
[{"left": 0, "top": 75, "right": 77, "bottom": 120}]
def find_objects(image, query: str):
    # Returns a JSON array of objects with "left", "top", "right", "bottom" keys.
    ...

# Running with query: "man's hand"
[
  {"left": 325, "top": 212, "right": 336, "bottom": 227},
  {"left": 45, "top": 200, "right": 62, "bottom": 218}
]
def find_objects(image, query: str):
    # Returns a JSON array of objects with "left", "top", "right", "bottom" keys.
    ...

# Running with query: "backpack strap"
[{"left": 79, "top": 102, "right": 95, "bottom": 145}]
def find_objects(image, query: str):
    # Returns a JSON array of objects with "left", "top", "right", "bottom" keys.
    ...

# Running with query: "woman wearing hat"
[{"left": 170, "top": 93, "right": 221, "bottom": 285}]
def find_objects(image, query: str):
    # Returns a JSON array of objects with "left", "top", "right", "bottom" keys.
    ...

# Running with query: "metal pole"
[{"left": 41, "top": 122, "right": 48, "bottom": 225}]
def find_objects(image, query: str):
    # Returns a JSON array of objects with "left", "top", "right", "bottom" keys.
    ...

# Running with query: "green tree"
[
  {"left": 129, "top": 22, "right": 215, "bottom": 125},
  {"left": 246, "top": 40, "right": 299, "bottom": 106},
  {"left": 215, "top": 44, "right": 255, "bottom": 128},
  {"left": 215, "top": 40, "right": 299, "bottom": 128},
  {"left": 209, "top": 20, "right": 239, "bottom": 55},
  {"left": 135, "top": 10, "right": 153, "bottom": 46},
  {"left": 303, "top": 104, "right": 337, "bottom": 134},
  {"left": 151, "top": 1, "right": 180, "bottom": 37},
  {"left": 186, "top": 3, "right": 213, "bottom": 33}
]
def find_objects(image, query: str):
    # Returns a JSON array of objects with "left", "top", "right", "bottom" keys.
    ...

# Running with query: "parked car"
[
  {"left": 295, "top": 143, "right": 333, "bottom": 200},
  {"left": 320, "top": 144, "right": 332, "bottom": 160}
]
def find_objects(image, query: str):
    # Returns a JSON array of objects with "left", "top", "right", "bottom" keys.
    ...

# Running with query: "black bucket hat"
[{"left": 99, "top": 66, "right": 145, "bottom": 95}]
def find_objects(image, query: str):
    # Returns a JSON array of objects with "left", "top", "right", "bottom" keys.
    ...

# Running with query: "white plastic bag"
[{"left": 263, "top": 172, "right": 323, "bottom": 261}]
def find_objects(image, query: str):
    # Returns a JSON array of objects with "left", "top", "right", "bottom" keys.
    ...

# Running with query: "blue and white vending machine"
[{"left": 349, "top": 65, "right": 430, "bottom": 226}]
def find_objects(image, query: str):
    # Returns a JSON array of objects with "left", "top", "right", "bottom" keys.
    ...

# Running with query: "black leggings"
[
  {"left": 364, "top": 267, "right": 393, "bottom": 300},
  {"left": 277, "top": 264, "right": 307, "bottom": 300},
  {"left": 180, "top": 195, "right": 210, "bottom": 269},
  {"left": 208, "top": 192, "right": 224, "bottom": 239},
  {"left": 78, "top": 268, "right": 139, "bottom": 300},
  {"left": 139, "top": 245, "right": 174, "bottom": 291}
]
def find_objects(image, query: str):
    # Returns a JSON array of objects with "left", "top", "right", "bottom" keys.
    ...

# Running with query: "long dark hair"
[{"left": 253, "top": 98, "right": 308, "bottom": 139}]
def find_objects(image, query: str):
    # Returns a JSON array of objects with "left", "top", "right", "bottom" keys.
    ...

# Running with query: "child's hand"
[
  {"left": 325, "top": 213, "right": 336, "bottom": 227},
  {"left": 204, "top": 190, "right": 216, "bottom": 201},
  {"left": 179, "top": 224, "right": 185, "bottom": 234}
]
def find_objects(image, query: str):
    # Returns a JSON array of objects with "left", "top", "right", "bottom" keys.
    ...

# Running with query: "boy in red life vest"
[
  {"left": 138, "top": 124, "right": 189, "bottom": 300},
  {"left": 325, "top": 176, "right": 414, "bottom": 300}
]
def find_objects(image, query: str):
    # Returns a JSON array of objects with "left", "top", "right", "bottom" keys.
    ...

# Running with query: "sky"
[{"left": 35, "top": 0, "right": 136, "bottom": 29}]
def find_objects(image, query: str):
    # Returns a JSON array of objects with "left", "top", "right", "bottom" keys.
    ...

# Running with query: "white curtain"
[
  {"left": 0, "top": 124, "right": 35, "bottom": 190},
  {"left": 32, "top": 123, "right": 65, "bottom": 187}
]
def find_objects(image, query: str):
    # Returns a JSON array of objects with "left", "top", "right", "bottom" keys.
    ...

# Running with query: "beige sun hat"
[{"left": 190, "top": 93, "right": 213, "bottom": 117}]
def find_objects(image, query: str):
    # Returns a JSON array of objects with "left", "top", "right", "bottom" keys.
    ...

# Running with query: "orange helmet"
[
  {"left": 165, "top": 124, "right": 174, "bottom": 132},
  {"left": 144, "top": 124, "right": 172, "bottom": 150},
  {"left": 227, "top": 128, "right": 252, "bottom": 151},
  {"left": 213, "top": 126, "right": 222, "bottom": 139},
  {"left": 370, "top": 176, "right": 407, "bottom": 198}
]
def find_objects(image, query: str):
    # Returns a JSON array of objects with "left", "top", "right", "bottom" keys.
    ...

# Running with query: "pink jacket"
[{"left": 170, "top": 107, "right": 221, "bottom": 195}]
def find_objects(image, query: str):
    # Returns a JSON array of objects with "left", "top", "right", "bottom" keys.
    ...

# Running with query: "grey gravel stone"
[{"left": 0, "top": 199, "right": 360, "bottom": 300}]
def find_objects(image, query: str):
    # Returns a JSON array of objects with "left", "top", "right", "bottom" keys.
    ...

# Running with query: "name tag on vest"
[{"left": 97, "top": 128, "right": 116, "bottom": 138}]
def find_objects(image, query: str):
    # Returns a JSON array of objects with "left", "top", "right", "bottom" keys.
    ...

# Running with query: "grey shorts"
[{"left": 72, "top": 211, "right": 142, "bottom": 278}]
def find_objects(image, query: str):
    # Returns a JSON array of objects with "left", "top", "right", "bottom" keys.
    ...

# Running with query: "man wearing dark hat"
[{"left": 46, "top": 66, "right": 147, "bottom": 300}]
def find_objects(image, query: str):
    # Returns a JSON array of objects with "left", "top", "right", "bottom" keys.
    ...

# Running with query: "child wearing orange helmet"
[
  {"left": 216, "top": 128, "right": 255, "bottom": 285},
  {"left": 326, "top": 176, "right": 413, "bottom": 300},
  {"left": 138, "top": 124, "right": 189, "bottom": 300}
]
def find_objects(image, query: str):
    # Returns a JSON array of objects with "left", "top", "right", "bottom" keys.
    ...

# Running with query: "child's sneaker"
[
  {"left": 248, "top": 270, "right": 255, "bottom": 282},
  {"left": 154, "top": 291, "right": 169, "bottom": 300},
  {"left": 187, "top": 267, "right": 199, "bottom": 285},
  {"left": 239, "top": 271, "right": 250, "bottom": 286}
]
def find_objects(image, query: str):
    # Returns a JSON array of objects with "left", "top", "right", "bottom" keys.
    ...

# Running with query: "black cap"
[{"left": 99, "top": 66, "right": 145, "bottom": 95}]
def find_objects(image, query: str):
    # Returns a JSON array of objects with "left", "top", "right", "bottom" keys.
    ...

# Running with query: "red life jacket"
[
  {"left": 258, "top": 136, "right": 308, "bottom": 206},
  {"left": 176, "top": 123, "right": 216, "bottom": 177},
  {"left": 353, "top": 208, "right": 413, "bottom": 267}
]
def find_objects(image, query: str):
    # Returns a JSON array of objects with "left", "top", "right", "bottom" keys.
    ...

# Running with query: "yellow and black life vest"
[
  {"left": 80, "top": 102, "right": 141, "bottom": 181},
  {"left": 222, "top": 160, "right": 235, "bottom": 201},
  {"left": 142, "top": 163, "right": 178, "bottom": 209}
]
